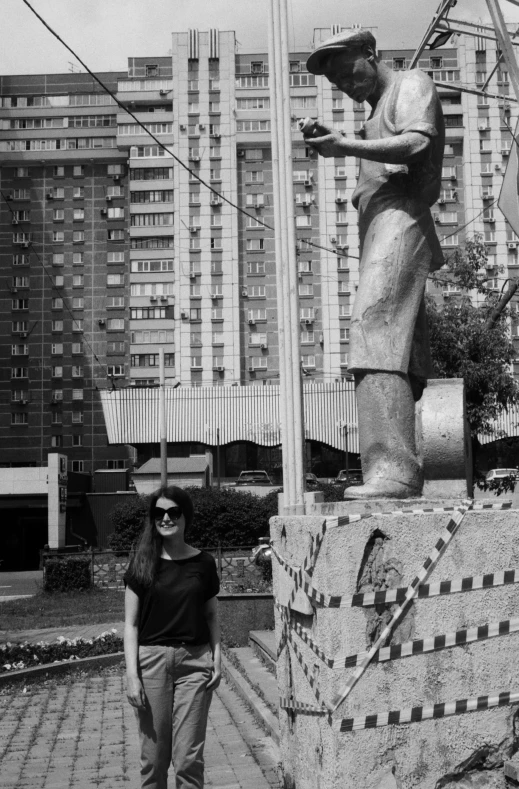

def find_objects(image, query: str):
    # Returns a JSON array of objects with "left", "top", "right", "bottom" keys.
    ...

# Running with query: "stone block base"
[{"left": 271, "top": 498, "right": 519, "bottom": 789}]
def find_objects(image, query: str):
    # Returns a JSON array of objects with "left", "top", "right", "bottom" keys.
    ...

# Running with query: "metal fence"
[{"left": 42, "top": 546, "right": 265, "bottom": 590}]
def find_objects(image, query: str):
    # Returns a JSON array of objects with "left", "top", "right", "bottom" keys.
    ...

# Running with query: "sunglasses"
[{"left": 153, "top": 506, "right": 183, "bottom": 522}]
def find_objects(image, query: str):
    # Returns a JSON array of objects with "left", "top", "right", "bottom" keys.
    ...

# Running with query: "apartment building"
[{"left": 1, "top": 26, "right": 519, "bottom": 471}]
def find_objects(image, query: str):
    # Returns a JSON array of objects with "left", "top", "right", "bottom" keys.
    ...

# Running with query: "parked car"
[
  {"left": 335, "top": 469, "right": 363, "bottom": 485},
  {"left": 235, "top": 470, "right": 274, "bottom": 486},
  {"left": 485, "top": 468, "right": 518, "bottom": 482},
  {"left": 306, "top": 472, "right": 319, "bottom": 487}
]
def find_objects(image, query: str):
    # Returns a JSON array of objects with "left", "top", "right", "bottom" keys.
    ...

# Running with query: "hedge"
[{"left": 44, "top": 556, "right": 92, "bottom": 592}]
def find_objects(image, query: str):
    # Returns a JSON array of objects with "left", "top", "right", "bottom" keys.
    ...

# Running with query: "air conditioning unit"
[
  {"left": 508, "top": 242, "right": 518, "bottom": 250},
  {"left": 478, "top": 123, "right": 489, "bottom": 131},
  {"left": 190, "top": 156, "right": 201, "bottom": 162},
  {"left": 210, "top": 132, "right": 221, "bottom": 139},
  {"left": 330, "top": 236, "right": 337, "bottom": 244},
  {"left": 12, "top": 219, "right": 19, "bottom": 225},
  {"left": 189, "top": 272, "right": 197, "bottom": 279},
  {"left": 304, "top": 318, "right": 313, "bottom": 325},
  {"left": 21, "top": 242, "right": 30, "bottom": 249},
  {"left": 150, "top": 295, "right": 157, "bottom": 301},
  {"left": 335, "top": 197, "right": 345, "bottom": 204},
  {"left": 50, "top": 397, "right": 60, "bottom": 405},
  {"left": 450, "top": 174, "right": 457, "bottom": 181},
  {"left": 435, "top": 215, "right": 441, "bottom": 223},
  {"left": 46, "top": 193, "right": 54, "bottom": 200},
  {"left": 482, "top": 192, "right": 494, "bottom": 200},
  {"left": 159, "top": 89, "right": 169, "bottom": 96},
  {"left": 260, "top": 343, "right": 267, "bottom": 350},
  {"left": 181, "top": 310, "right": 188, "bottom": 318},
  {"left": 501, "top": 148, "right": 511, "bottom": 155},
  {"left": 180, "top": 124, "right": 187, "bottom": 131},
  {"left": 113, "top": 175, "right": 121, "bottom": 181},
  {"left": 237, "top": 150, "right": 245, "bottom": 157},
  {"left": 438, "top": 198, "right": 445, "bottom": 205},
  {"left": 211, "top": 293, "right": 219, "bottom": 300},
  {"left": 106, "top": 196, "right": 113, "bottom": 202},
  {"left": 485, "top": 215, "right": 495, "bottom": 223},
  {"left": 199, "top": 124, "right": 206, "bottom": 131},
  {"left": 100, "top": 208, "right": 107, "bottom": 216},
  {"left": 6, "top": 194, "right": 12, "bottom": 200},
  {"left": 241, "top": 289, "right": 248, "bottom": 297},
  {"left": 215, "top": 366, "right": 225, "bottom": 372},
  {"left": 211, "top": 197, "right": 222, "bottom": 205},
  {"left": 304, "top": 179, "right": 312, "bottom": 186},
  {"left": 20, "top": 332, "right": 28, "bottom": 339},
  {"left": 248, "top": 365, "right": 256, "bottom": 372},
  {"left": 189, "top": 226, "right": 199, "bottom": 233},
  {"left": 12, "top": 287, "right": 18, "bottom": 293},
  {"left": 19, "top": 399, "right": 28, "bottom": 405},
  {"left": 337, "top": 245, "right": 349, "bottom": 251},
  {"left": 160, "top": 295, "right": 168, "bottom": 301},
  {"left": 248, "top": 319, "right": 256, "bottom": 325},
  {"left": 98, "top": 319, "right": 106, "bottom": 326},
  {"left": 495, "top": 164, "right": 502, "bottom": 171}
]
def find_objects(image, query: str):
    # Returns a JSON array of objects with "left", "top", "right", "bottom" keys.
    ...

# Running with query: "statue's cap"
[{"left": 306, "top": 28, "right": 376, "bottom": 76}]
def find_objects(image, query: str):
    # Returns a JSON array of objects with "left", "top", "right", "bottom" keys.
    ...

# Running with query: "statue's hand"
[{"left": 305, "top": 129, "right": 346, "bottom": 158}]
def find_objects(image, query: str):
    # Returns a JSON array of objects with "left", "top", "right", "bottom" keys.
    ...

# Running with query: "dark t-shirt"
[{"left": 124, "top": 551, "right": 220, "bottom": 646}]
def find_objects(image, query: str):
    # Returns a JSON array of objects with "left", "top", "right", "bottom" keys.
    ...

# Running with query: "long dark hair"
[{"left": 129, "top": 486, "right": 195, "bottom": 588}]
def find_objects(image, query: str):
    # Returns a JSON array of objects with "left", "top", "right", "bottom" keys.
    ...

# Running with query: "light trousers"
[{"left": 135, "top": 643, "right": 213, "bottom": 789}]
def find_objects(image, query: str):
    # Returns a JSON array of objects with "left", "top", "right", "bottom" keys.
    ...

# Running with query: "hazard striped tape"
[
  {"left": 340, "top": 616, "right": 519, "bottom": 668},
  {"left": 276, "top": 604, "right": 519, "bottom": 669},
  {"left": 338, "top": 690, "right": 519, "bottom": 731},
  {"left": 331, "top": 504, "right": 470, "bottom": 711},
  {"left": 323, "top": 501, "right": 512, "bottom": 532},
  {"left": 352, "top": 567, "right": 519, "bottom": 608},
  {"left": 285, "top": 627, "right": 333, "bottom": 712},
  {"left": 279, "top": 697, "right": 327, "bottom": 714}
]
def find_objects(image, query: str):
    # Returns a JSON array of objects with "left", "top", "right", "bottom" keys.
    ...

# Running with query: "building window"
[
  {"left": 11, "top": 344, "right": 28, "bottom": 355},
  {"left": 73, "top": 275, "right": 84, "bottom": 287},
  {"left": 299, "top": 283, "right": 314, "bottom": 296},
  {"left": 11, "top": 413, "right": 28, "bottom": 425},
  {"left": 107, "top": 318, "right": 125, "bottom": 330},
  {"left": 73, "top": 208, "right": 85, "bottom": 221},
  {"left": 246, "top": 238, "right": 264, "bottom": 252},
  {"left": 190, "top": 308, "right": 202, "bottom": 321},
  {"left": 247, "top": 260, "right": 266, "bottom": 274},
  {"left": 53, "top": 166, "right": 65, "bottom": 177},
  {"left": 51, "top": 412, "right": 62, "bottom": 425},
  {"left": 73, "top": 165, "right": 84, "bottom": 177},
  {"left": 108, "top": 229, "right": 125, "bottom": 242},
  {"left": 301, "top": 330, "right": 314, "bottom": 343},
  {"left": 51, "top": 435, "right": 63, "bottom": 447},
  {"left": 72, "top": 389, "right": 84, "bottom": 400},
  {"left": 12, "top": 299, "right": 29, "bottom": 310},
  {"left": 72, "top": 412, "right": 84, "bottom": 423},
  {"left": 247, "top": 171, "right": 264, "bottom": 183},
  {"left": 72, "top": 435, "right": 83, "bottom": 446},
  {"left": 108, "top": 164, "right": 124, "bottom": 175},
  {"left": 53, "top": 231, "right": 65, "bottom": 243},
  {"left": 73, "top": 230, "right": 85, "bottom": 243},
  {"left": 72, "top": 343, "right": 83, "bottom": 354},
  {"left": 11, "top": 367, "right": 28, "bottom": 378},
  {"left": 51, "top": 343, "right": 63, "bottom": 355},
  {"left": 52, "top": 366, "right": 63, "bottom": 377},
  {"left": 191, "top": 356, "right": 203, "bottom": 369},
  {"left": 72, "top": 298, "right": 84, "bottom": 309},
  {"left": 51, "top": 297, "right": 63, "bottom": 309},
  {"left": 301, "top": 355, "right": 316, "bottom": 368},
  {"left": 71, "top": 460, "right": 85, "bottom": 472},
  {"left": 73, "top": 319, "right": 84, "bottom": 331},
  {"left": 107, "top": 296, "right": 125, "bottom": 307}
]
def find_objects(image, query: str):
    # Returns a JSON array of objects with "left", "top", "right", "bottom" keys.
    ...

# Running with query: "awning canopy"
[
  {"left": 99, "top": 382, "right": 519, "bottom": 452},
  {"left": 100, "top": 381, "right": 359, "bottom": 453}
]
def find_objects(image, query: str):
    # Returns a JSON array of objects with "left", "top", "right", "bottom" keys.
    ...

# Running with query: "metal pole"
[
  {"left": 159, "top": 348, "right": 167, "bottom": 488},
  {"left": 344, "top": 425, "right": 349, "bottom": 485},
  {"left": 217, "top": 427, "right": 221, "bottom": 490},
  {"left": 268, "top": 0, "right": 305, "bottom": 514}
]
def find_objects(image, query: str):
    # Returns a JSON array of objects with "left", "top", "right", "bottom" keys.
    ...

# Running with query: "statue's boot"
[{"left": 344, "top": 371, "right": 423, "bottom": 500}]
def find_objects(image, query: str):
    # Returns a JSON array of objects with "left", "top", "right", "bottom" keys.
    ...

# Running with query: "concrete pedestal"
[{"left": 271, "top": 498, "right": 519, "bottom": 789}]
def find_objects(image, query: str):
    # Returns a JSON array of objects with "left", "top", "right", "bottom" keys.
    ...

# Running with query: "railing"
[{"left": 42, "top": 545, "right": 265, "bottom": 590}]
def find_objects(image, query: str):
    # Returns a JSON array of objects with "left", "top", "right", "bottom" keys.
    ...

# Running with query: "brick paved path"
[{"left": 0, "top": 667, "right": 280, "bottom": 789}]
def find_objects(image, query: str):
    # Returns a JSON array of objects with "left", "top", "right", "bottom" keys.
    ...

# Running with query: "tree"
[{"left": 426, "top": 235, "right": 519, "bottom": 488}]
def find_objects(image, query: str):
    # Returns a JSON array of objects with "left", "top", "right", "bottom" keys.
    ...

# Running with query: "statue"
[{"left": 304, "top": 29, "right": 445, "bottom": 499}]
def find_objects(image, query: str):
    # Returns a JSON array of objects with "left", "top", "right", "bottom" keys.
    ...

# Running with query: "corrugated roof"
[{"left": 134, "top": 457, "right": 209, "bottom": 475}]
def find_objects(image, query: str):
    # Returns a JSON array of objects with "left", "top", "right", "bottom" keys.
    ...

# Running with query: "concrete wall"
[
  {"left": 133, "top": 473, "right": 206, "bottom": 495},
  {"left": 271, "top": 499, "right": 519, "bottom": 789},
  {"left": 0, "top": 467, "right": 48, "bottom": 495}
]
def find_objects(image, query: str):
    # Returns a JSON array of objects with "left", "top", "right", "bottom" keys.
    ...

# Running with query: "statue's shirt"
[{"left": 351, "top": 69, "right": 445, "bottom": 211}]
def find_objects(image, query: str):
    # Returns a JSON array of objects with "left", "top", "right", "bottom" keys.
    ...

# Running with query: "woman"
[{"left": 124, "top": 485, "right": 221, "bottom": 789}]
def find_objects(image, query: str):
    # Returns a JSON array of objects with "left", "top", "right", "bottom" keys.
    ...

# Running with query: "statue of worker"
[{"left": 305, "top": 29, "right": 445, "bottom": 499}]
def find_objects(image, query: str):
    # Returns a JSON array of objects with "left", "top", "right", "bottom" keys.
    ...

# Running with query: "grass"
[{"left": 0, "top": 588, "right": 125, "bottom": 632}]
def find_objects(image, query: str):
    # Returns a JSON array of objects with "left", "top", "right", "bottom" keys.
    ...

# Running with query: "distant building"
[{"left": 1, "top": 26, "right": 518, "bottom": 474}]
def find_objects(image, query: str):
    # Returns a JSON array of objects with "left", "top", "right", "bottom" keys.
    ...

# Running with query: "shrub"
[
  {"left": 0, "top": 629, "right": 122, "bottom": 673},
  {"left": 44, "top": 556, "right": 92, "bottom": 592},
  {"left": 106, "top": 487, "right": 279, "bottom": 550},
  {"left": 107, "top": 495, "right": 148, "bottom": 552}
]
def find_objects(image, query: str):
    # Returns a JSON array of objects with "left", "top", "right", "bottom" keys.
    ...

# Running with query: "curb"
[
  {"left": 221, "top": 653, "right": 280, "bottom": 745},
  {"left": 0, "top": 651, "right": 125, "bottom": 684}
]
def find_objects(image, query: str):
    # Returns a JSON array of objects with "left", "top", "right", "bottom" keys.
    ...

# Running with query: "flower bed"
[{"left": 0, "top": 629, "right": 123, "bottom": 673}]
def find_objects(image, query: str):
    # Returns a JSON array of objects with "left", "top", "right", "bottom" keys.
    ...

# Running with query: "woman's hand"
[
  {"left": 207, "top": 664, "right": 221, "bottom": 691},
  {"left": 126, "top": 674, "right": 146, "bottom": 709}
]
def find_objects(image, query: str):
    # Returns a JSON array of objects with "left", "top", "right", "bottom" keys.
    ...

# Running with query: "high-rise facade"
[{"left": 1, "top": 26, "right": 518, "bottom": 471}]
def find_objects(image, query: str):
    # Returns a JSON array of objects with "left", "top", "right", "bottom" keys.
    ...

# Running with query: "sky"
[{"left": 3, "top": 0, "right": 519, "bottom": 76}]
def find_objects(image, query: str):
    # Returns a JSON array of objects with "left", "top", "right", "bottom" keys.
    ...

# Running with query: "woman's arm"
[
  {"left": 204, "top": 595, "right": 221, "bottom": 690},
  {"left": 124, "top": 585, "right": 146, "bottom": 708}
]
